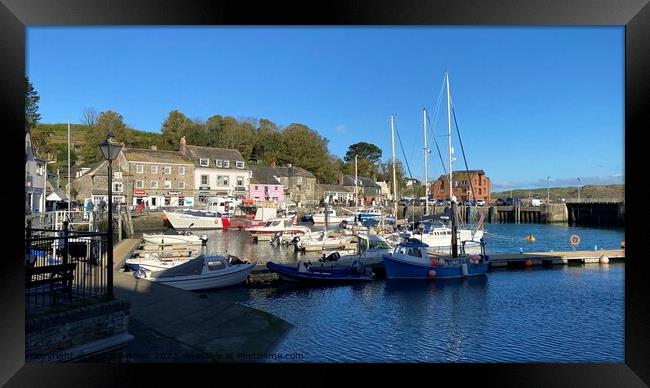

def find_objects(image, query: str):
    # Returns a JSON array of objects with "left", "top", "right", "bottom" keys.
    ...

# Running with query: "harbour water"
[{"left": 159, "top": 222, "right": 625, "bottom": 362}]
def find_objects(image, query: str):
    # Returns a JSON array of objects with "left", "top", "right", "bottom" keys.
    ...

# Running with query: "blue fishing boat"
[
  {"left": 383, "top": 240, "right": 488, "bottom": 279},
  {"left": 266, "top": 260, "right": 374, "bottom": 283}
]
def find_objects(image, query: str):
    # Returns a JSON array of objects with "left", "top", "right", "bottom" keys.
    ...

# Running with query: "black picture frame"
[{"left": 2, "top": 0, "right": 647, "bottom": 386}]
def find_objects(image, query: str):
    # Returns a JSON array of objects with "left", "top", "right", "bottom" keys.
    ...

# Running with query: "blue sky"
[{"left": 27, "top": 27, "right": 624, "bottom": 191}]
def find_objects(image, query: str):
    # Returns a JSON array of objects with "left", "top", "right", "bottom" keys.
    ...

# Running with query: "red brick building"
[{"left": 431, "top": 170, "right": 491, "bottom": 202}]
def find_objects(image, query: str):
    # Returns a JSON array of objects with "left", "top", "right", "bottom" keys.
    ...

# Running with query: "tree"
[
  {"left": 161, "top": 110, "right": 190, "bottom": 149},
  {"left": 278, "top": 124, "right": 339, "bottom": 183},
  {"left": 344, "top": 142, "right": 382, "bottom": 165},
  {"left": 25, "top": 77, "right": 41, "bottom": 129},
  {"left": 343, "top": 142, "right": 382, "bottom": 179},
  {"left": 80, "top": 110, "right": 128, "bottom": 165}
]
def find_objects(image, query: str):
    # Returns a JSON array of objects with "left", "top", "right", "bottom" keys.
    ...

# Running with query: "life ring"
[
  {"left": 428, "top": 269, "right": 437, "bottom": 277},
  {"left": 570, "top": 234, "right": 581, "bottom": 246},
  {"left": 214, "top": 219, "right": 219, "bottom": 224},
  {"left": 527, "top": 234, "right": 536, "bottom": 242}
]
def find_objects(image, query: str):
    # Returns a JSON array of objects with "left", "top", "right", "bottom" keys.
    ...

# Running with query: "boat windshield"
[{"left": 369, "top": 240, "right": 392, "bottom": 250}]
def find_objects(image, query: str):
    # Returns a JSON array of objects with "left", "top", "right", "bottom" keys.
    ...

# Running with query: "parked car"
[
  {"left": 531, "top": 199, "right": 545, "bottom": 206},
  {"left": 505, "top": 198, "right": 522, "bottom": 206},
  {"left": 475, "top": 199, "right": 486, "bottom": 206},
  {"left": 495, "top": 198, "right": 506, "bottom": 206}
]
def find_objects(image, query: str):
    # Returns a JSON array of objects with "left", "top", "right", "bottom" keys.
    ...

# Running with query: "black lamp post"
[{"left": 99, "top": 131, "right": 122, "bottom": 299}]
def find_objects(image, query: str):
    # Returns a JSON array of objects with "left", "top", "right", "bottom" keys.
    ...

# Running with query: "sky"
[{"left": 27, "top": 26, "right": 624, "bottom": 192}]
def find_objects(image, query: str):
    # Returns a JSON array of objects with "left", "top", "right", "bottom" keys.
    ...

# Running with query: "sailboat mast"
[
  {"left": 446, "top": 71, "right": 452, "bottom": 200},
  {"left": 390, "top": 115, "right": 398, "bottom": 221},
  {"left": 423, "top": 108, "right": 429, "bottom": 217},
  {"left": 446, "top": 71, "right": 458, "bottom": 258}
]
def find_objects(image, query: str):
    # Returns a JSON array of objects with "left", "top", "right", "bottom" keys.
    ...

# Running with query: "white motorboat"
[
  {"left": 293, "top": 230, "right": 355, "bottom": 252},
  {"left": 163, "top": 209, "right": 230, "bottom": 229},
  {"left": 311, "top": 208, "right": 356, "bottom": 225},
  {"left": 130, "top": 254, "right": 255, "bottom": 291},
  {"left": 320, "top": 233, "right": 394, "bottom": 269},
  {"left": 245, "top": 217, "right": 311, "bottom": 241},
  {"left": 403, "top": 218, "right": 484, "bottom": 255},
  {"left": 142, "top": 231, "right": 208, "bottom": 246}
]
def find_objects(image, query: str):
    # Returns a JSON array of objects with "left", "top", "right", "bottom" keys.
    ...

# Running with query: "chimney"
[
  {"left": 179, "top": 136, "right": 187, "bottom": 154},
  {"left": 150, "top": 145, "right": 157, "bottom": 150}
]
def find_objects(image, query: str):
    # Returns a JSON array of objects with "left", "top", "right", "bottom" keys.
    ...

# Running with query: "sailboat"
[
  {"left": 383, "top": 70, "right": 489, "bottom": 279},
  {"left": 402, "top": 73, "right": 485, "bottom": 255}
]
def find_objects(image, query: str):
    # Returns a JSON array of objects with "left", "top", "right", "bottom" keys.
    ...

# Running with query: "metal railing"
[{"left": 25, "top": 220, "right": 109, "bottom": 311}]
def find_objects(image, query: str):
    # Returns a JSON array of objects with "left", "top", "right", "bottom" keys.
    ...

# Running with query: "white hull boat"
[
  {"left": 163, "top": 209, "right": 229, "bottom": 229},
  {"left": 245, "top": 217, "right": 311, "bottom": 241},
  {"left": 293, "top": 231, "right": 354, "bottom": 252},
  {"left": 131, "top": 254, "right": 255, "bottom": 291},
  {"left": 142, "top": 232, "right": 207, "bottom": 246}
]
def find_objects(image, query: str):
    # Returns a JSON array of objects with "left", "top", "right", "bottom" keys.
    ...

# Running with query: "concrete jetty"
[
  {"left": 487, "top": 249, "right": 624, "bottom": 267},
  {"left": 108, "top": 239, "right": 292, "bottom": 362}
]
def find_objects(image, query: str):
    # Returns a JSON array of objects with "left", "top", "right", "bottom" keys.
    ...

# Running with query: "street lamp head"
[{"left": 99, "top": 130, "right": 123, "bottom": 161}]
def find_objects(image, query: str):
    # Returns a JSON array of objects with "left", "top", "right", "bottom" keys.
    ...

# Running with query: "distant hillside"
[{"left": 492, "top": 184, "right": 624, "bottom": 201}]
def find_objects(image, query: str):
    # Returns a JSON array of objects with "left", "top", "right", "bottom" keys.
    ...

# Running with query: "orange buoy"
[
  {"left": 527, "top": 234, "right": 536, "bottom": 242},
  {"left": 430, "top": 257, "right": 439, "bottom": 266}
]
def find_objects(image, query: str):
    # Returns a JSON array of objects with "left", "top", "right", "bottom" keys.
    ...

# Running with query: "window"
[
  {"left": 150, "top": 180, "right": 158, "bottom": 189},
  {"left": 297, "top": 176, "right": 303, "bottom": 184},
  {"left": 223, "top": 160, "right": 230, "bottom": 168},
  {"left": 207, "top": 260, "right": 226, "bottom": 271},
  {"left": 113, "top": 182, "right": 123, "bottom": 192},
  {"left": 236, "top": 161, "right": 244, "bottom": 169},
  {"left": 36, "top": 163, "right": 44, "bottom": 176},
  {"left": 199, "top": 158, "right": 209, "bottom": 166},
  {"left": 150, "top": 165, "right": 158, "bottom": 174},
  {"left": 217, "top": 176, "right": 228, "bottom": 186},
  {"left": 113, "top": 171, "right": 122, "bottom": 180},
  {"left": 178, "top": 181, "right": 185, "bottom": 189},
  {"left": 201, "top": 175, "right": 209, "bottom": 185},
  {"left": 136, "top": 164, "right": 144, "bottom": 174},
  {"left": 254, "top": 186, "right": 258, "bottom": 190},
  {"left": 216, "top": 159, "right": 223, "bottom": 167},
  {"left": 275, "top": 186, "right": 279, "bottom": 190},
  {"left": 164, "top": 180, "right": 172, "bottom": 189},
  {"left": 163, "top": 166, "right": 172, "bottom": 174},
  {"left": 236, "top": 176, "right": 244, "bottom": 186},
  {"left": 179, "top": 166, "right": 185, "bottom": 175},
  {"left": 135, "top": 180, "right": 144, "bottom": 189}
]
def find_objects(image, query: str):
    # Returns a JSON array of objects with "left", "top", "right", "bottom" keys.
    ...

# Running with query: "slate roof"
[
  {"left": 250, "top": 164, "right": 315, "bottom": 179},
  {"left": 122, "top": 148, "right": 193, "bottom": 164},
  {"left": 341, "top": 174, "right": 380, "bottom": 188},
  {"left": 183, "top": 145, "right": 245, "bottom": 167}
]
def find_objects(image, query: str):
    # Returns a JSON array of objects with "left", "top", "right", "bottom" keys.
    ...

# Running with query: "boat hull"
[
  {"left": 383, "top": 255, "right": 488, "bottom": 279},
  {"left": 163, "top": 210, "right": 228, "bottom": 229},
  {"left": 145, "top": 263, "right": 255, "bottom": 291},
  {"left": 142, "top": 234, "right": 203, "bottom": 245},
  {"left": 266, "top": 261, "right": 373, "bottom": 283}
]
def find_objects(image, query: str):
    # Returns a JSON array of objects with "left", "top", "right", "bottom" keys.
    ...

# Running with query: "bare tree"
[{"left": 81, "top": 107, "right": 98, "bottom": 128}]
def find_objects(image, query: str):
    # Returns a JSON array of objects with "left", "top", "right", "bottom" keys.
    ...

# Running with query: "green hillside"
[{"left": 492, "top": 184, "right": 624, "bottom": 201}]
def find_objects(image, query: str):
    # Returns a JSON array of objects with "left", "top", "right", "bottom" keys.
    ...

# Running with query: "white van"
[{"left": 531, "top": 199, "right": 545, "bottom": 206}]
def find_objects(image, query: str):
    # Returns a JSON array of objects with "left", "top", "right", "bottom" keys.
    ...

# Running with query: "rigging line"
[
  {"left": 394, "top": 124, "right": 417, "bottom": 227},
  {"left": 451, "top": 104, "right": 476, "bottom": 204},
  {"left": 426, "top": 109, "right": 448, "bottom": 176}
]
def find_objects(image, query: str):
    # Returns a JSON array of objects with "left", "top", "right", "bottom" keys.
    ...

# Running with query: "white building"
[
  {"left": 25, "top": 125, "right": 47, "bottom": 214},
  {"left": 179, "top": 137, "right": 251, "bottom": 203}
]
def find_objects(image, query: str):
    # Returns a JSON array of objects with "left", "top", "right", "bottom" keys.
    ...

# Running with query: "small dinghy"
[{"left": 266, "top": 260, "right": 374, "bottom": 283}]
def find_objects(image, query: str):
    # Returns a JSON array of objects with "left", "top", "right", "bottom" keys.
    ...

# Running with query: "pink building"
[{"left": 249, "top": 166, "right": 284, "bottom": 202}]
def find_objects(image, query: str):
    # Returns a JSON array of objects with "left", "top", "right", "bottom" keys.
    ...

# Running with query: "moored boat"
[
  {"left": 245, "top": 217, "right": 311, "bottom": 241},
  {"left": 162, "top": 209, "right": 231, "bottom": 230},
  {"left": 266, "top": 260, "right": 374, "bottom": 283},
  {"left": 130, "top": 254, "right": 255, "bottom": 291}
]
